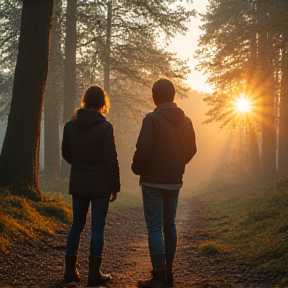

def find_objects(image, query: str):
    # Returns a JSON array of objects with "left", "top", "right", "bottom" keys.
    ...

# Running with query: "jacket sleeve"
[
  {"left": 185, "top": 118, "right": 197, "bottom": 164},
  {"left": 61, "top": 123, "right": 72, "bottom": 165},
  {"left": 131, "top": 115, "right": 154, "bottom": 175},
  {"left": 103, "top": 124, "right": 120, "bottom": 193}
]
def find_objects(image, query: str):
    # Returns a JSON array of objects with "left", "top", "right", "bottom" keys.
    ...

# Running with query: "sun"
[{"left": 235, "top": 97, "right": 250, "bottom": 113}]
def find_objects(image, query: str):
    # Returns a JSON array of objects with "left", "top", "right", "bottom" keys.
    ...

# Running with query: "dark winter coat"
[
  {"left": 62, "top": 109, "right": 120, "bottom": 197},
  {"left": 131, "top": 102, "right": 196, "bottom": 185}
]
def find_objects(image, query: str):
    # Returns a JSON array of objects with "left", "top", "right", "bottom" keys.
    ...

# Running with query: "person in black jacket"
[
  {"left": 62, "top": 84, "right": 120, "bottom": 287},
  {"left": 132, "top": 78, "right": 196, "bottom": 288}
]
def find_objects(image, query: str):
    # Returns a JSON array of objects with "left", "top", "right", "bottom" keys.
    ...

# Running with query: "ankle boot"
[
  {"left": 166, "top": 264, "right": 173, "bottom": 287},
  {"left": 138, "top": 269, "right": 167, "bottom": 288},
  {"left": 87, "top": 256, "right": 111, "bottom": 287},
  {"left": 63, "top": 255, "right": 81, "bottom": 283}
]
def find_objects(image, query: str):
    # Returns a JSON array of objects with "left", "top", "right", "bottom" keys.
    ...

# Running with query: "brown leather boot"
[
  {"left": 86, "top": 256, "right": 111, "bottom": 287},
  {"left": 166, "top": 264, "right": 174, "bottom": 287},
  {"left": 63, "top": 255, "right": 81, "bottom": 283},
  {"left": 138, "top": 269, "right": 167, "bottom": 288}
]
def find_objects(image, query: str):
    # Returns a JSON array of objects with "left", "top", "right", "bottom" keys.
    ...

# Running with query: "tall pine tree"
[{"left": 0, "top": 0, "right": 53, "bottom": 201}]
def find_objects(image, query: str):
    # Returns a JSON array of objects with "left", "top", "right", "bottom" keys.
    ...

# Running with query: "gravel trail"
[{"left": 0, "top": 195, "right": 281, "bottom": 288}]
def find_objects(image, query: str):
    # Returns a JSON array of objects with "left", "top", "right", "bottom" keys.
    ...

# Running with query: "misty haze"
[{"left": 0, "top": 1, "right": 288, "bottom": 288}]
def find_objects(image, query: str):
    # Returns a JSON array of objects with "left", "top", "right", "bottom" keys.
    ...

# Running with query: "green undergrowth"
[
  {"left": 39, "top": 173, "right": 142, "bottom": 209},
  {"left": 196, "top": 177, "right": 288, "bottom": 276},
  {"left": 0, "top": 189, "right": 71, "bottom": 254},
  {"left": 0, "top": 181, "right": 141, "bottom": 254},
  {"left": 112, "top": 187, "right": 142, "bottom": 210},
  {"left": 39, "top": 172, "right": 70, "bottom": 202},
  {"left": 198, "top": 240, "right": 227, "bottom": 256}
]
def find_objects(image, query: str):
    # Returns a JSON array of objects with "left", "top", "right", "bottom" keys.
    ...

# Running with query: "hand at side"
[{"left": 110, "top": 192, "right": 117, "bottom": 202}]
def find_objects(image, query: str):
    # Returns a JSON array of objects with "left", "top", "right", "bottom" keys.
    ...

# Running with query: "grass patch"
[
  {"left": 35, "top": 201, "right": 71, "bottom": 223},
  {"left": 39, "top": 172, "right": 70, "bottom": 202},
  {"left": 195, "top": 177, "right": 288, "bottom": 276},
  {"left": 39, "top": 171, "right": 142, "bottom": 209},
  {"left": 0, "top": 189, "right": 71, "bottom": 253},
  {"left": 198, "top": 241, "right": 227, "bottom": 256},
  {"left": 1, "top": 176, "right": 141, "bottom": 254},
  {"left": 112, "top": 187, "right": 142, "bottom": 210}
]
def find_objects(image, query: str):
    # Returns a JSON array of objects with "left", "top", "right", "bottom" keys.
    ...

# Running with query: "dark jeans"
[
  {"left": 142, "top": 185, "right": 179, "bottom": 270},
  {"left": 65, "top": 195, "right": 110, "bottom": 257}
]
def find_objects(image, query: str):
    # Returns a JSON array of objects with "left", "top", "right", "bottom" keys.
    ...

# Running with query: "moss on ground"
[
  {"left": 198, "top": 241, "right": 227, "bottom": 256},
  {"left": 195, "top": 177, "right": 288, "bottom": 276},
  {"left": 0, "top": 189, "right": 71, "bottom": 253}
]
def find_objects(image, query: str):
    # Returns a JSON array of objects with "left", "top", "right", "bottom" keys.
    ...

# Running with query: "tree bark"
[
  {"left": 103, "top": 1, "right": 112, "bottom": 95},
  {"left": 278, "top": 44, "right": 288, "bottom": 176},
  {"left": 246, "top": 18, "right": 261, "bottom": 181},
  {"left": 44, "top": 0, "right": 62, "bottom": 180},
  {"left": 0, "top": 0, "right": 53, "bottom": 201},
  {"left": 63, "top": 0, "right": 77, "bottom": 124},
  {"left": 61, "top": 0, "right": 77, "bottom": 177},
  {"left": 248, "top": 126, "right": 261, "bottom": 181},
  {"left": 259, "top": 54, "right": 276, "bottom": 180}
]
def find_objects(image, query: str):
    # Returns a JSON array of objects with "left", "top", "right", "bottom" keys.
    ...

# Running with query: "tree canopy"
[{"left": 196, "top": 0, "right": 288, "bottom": 179}]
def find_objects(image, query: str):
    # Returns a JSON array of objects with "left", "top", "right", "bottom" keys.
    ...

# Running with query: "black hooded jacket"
[
  {"left": 131, "top": 102, "right": 196, "bottom": 185},
  {"left": 62, "top": 109, "right": 120, "bottom": 197}
]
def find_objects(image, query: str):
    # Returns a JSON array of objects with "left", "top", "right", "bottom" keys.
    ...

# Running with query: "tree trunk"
[
  {"left": 261, "top": 99, "right": 276, "bottom": 181},
  {"left": 44, "top": 0, "right": 62, "bottom": 180},
  {"left": 248, "top": 126, "right": 261, "bottom": 181},
  {"left": 258, "top": 2, "right": 276, "bottom": 181},
  {"left": 278, "top": 44, "right": 288, "bottom": 176},
  {"left": 260, "top": 59, "right": 276, "bottom": 180},
  {"left": 63, "top": 0, "right": 77, "bottom": 123},
  {"left": 259, "top": 58, "right": 276, "bottom": 181},
  {"left": 246, "top": 20, "right": 261, "bottom": 181},
  {"left": 103, "top": 1, "right": 112, "bottom": 95},
  {"left": 0, "top": 0, "right": 53, "bottom": 201},
  {"left": 61, "top": 0, "right": 77, "bottom": 177}
]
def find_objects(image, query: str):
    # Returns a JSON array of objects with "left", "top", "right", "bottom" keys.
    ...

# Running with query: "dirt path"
[{"left": 0, "top": 196, "right": 280, "bottom": 288}]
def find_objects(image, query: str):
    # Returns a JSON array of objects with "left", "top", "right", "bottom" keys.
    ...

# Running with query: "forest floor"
[{"left": 0, "top": 193, "right": 285, "bottom": 288}]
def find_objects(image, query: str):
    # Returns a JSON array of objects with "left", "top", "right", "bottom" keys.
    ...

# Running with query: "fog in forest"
[
  {"left": 1, "top": 0, "right": 287, "bottom": 198},
  {"left": 1, "top": 2, "right": 288, "bottom": 287},
  {"left": 0, "top": 89, "right": 232, "bottom": 195}
]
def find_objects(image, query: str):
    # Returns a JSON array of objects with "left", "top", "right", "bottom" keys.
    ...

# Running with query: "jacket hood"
[
  {"left": 154, "top": 102, "right": 185, "bottom": 124},
  {"left": 74, "top": 109, "right": 106, "bottom": 130}
]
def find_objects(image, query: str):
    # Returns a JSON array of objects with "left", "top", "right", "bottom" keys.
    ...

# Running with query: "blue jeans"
[
  {"left": 65, "top": 195, "right": 110, "bottom": 257},
  {"left": 142, "top": 185, "right": 179, "bottom": 270}
]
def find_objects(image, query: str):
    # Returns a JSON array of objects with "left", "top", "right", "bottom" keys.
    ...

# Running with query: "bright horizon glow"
[
  {"left": 167, "top": 0, "right": 211, "bottom": 93},
  {"left": 235, "top": 97, "right": 250, "bottom": 113}
]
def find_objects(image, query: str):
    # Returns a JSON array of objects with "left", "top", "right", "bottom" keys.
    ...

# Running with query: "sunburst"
[{"left": 235, "top": 97, "right": 250, "bottom": 113}]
